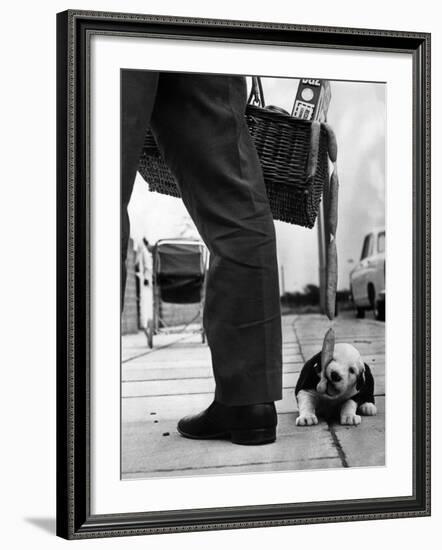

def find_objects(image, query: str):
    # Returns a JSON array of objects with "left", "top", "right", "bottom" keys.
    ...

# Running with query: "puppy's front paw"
[
  {"left": 359, "top": 402, "right": 377, "bottom": 416},
  {"left": 296, "top": 413, "right": 318, "bottom": 426},
  {"left": 340, "top": 413, "right": 361, "bottom": 426}
]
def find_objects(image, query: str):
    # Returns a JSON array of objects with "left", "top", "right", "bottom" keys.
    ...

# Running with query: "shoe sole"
[{"left": 177, "top": 426, "right": 276, "bottom": 446}]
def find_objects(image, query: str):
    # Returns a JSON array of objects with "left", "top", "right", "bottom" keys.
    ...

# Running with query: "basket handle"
[{"left": 247, "top": 76, "right": 266, "bottom": 107}]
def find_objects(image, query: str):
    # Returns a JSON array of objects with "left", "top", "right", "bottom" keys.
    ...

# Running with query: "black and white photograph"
[
  {"left": 54, "top": 8, "right": 431, "bottom": 540},
  {"left": 120, "top": 72, "right": 386, "bottom": 479},
  {"left": 1, "top": 0, "right": 438, "bottom": 546}
]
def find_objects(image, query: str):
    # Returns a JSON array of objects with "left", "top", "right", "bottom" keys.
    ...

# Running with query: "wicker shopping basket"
[{"left": 138, "top": 77, "right": 333, "bottom": 228}]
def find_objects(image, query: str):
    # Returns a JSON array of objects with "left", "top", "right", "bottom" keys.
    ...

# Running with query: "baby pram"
[{"left": 145, "top": 238, "right": 208, "bottom": 348}]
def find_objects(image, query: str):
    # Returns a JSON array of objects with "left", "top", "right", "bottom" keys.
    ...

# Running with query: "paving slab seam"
[
  {"left": 123, "top": 383, "right": 310, "bottom": 399},
  {"left": 122, "top": 369, "right": 300, "bottom": 383},
  {"left": 122, "top": 334, "right": 196, "bottom": 363},
  {"left": 327, "top": 426, "right": 349, "bottom": 468},
  {"left": 124, "top": 456, "right": 342, "bottom": 475}
]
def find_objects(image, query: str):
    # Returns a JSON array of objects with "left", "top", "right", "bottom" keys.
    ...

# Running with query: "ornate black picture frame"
[{"left": 56, "top": 10, "right": 431, "bottom": 539}]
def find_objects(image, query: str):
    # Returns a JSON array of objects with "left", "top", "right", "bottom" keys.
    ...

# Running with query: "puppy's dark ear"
[
  {"left": 309, "top": 352, "right": 322, "bottom": 374},
  {"left": 295, "top": 351, "right": 322, "bottom": 395},
  {"left": 314, "top": 360, "right": 322, "bottom": 374},
  {"left": 356, "top": 363, "right": 366, "bottom": 391},
  {"left": 301, "top": 351, "right": 322, "bottom": 373}
]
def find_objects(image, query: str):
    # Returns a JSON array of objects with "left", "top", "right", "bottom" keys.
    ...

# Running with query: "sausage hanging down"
[{"left": 321, "top": 124, "right": 340, "bottom": 369}]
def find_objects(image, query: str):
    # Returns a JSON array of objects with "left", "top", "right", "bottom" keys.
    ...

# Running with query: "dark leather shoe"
[{"left": 177, "top": 401, "right": 277, "bottom": 445}]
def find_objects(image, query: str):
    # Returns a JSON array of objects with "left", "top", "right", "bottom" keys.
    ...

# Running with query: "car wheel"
[
  {"left": 350, "top": 285, "right": 365, "bottom": 319},
  {"left": 375, "top": 299, "right": 385, "bottom": 322},
  {"left": 356, "top": 307, "right": 365, "bottom": 319},
  {"left": 368, "top": 284, "right": 377, "bottom": 319}
]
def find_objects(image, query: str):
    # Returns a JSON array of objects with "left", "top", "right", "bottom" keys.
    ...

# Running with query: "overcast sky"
[{"left": 128, "top": 77, "right": 385, "bottom": 292}]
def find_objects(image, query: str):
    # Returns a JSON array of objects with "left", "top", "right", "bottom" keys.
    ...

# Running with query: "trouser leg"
[
  {"left": 151, "top": 73, "right": 282, "bottom": 405},
  {"left": 121, "top": 70, "right": 159, "bottom": 305}
]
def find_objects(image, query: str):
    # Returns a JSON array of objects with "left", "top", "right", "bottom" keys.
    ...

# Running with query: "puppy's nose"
[{"left": 330, "top": 371, "right": 342, "bottom": 383}]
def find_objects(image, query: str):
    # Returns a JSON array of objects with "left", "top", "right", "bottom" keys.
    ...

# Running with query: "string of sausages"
[{"left": 308, "top": 121, "right": 339, "bottom": 369}]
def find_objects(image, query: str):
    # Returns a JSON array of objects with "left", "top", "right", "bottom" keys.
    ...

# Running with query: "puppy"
[{"left": 295, "top": 343, "right": 377, "bottom": 426}]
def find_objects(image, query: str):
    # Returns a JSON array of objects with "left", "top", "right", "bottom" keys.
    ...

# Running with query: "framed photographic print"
[{"left": 56, "top": 10, "right": 431, "bottom": 539}]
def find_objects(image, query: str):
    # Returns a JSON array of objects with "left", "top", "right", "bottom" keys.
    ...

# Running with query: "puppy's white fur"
[{"left": 296, "top": 343, "right": 377, "bottom": 426}]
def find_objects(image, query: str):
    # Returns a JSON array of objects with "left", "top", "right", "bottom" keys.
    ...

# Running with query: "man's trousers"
[{"left": 122, "top": 71, "right": 282, "bottom": 406}]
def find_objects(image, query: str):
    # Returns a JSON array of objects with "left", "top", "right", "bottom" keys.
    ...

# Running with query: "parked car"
[{"left": 349, "top": 227, "right": 385, "bottom": 321}]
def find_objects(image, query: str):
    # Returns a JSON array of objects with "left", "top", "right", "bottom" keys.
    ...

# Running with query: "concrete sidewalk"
[{"left": 122, "top": 312, "right": 385, "bottom": 479}]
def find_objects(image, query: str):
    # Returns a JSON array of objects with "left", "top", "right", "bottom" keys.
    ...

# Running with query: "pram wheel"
[{"left": 146, "top": 319, "right": 154, "bottom": 349}]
